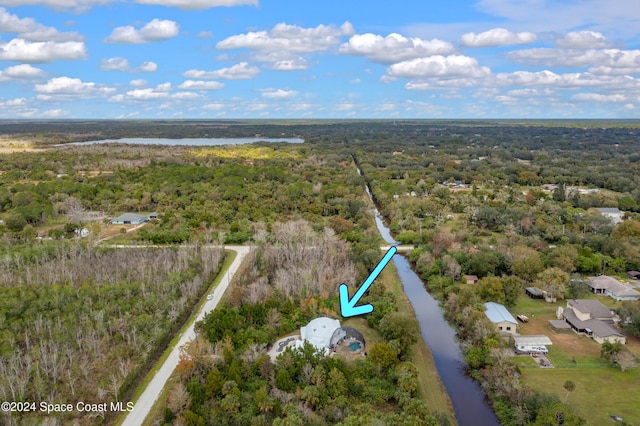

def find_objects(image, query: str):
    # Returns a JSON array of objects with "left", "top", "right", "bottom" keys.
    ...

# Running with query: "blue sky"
[{"left": 1, "top": 0, "right": 640, "bottom": 118}]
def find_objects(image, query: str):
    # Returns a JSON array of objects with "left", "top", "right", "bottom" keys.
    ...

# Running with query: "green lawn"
[
  {"left": 511, "top": 293, "right": 640, "bottom": 425},
  {"left": 521, "top": 367, "right": 640, "bottom": 426}
]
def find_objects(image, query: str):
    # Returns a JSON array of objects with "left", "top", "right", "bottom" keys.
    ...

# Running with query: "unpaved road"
[{"left": 121, "top": 245, "right": 251, "bottom": 426}]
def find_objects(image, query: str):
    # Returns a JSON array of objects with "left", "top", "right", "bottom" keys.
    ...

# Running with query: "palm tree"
[{"left": 564, "top": 379, "right": 576, "bottom": 403}]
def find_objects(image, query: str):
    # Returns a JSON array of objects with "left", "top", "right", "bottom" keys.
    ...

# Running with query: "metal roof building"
[
  {"left": 111, "top": 213, "right": 149, "bottom": 225},
  {"left": 484, "top": 302, "right": 517, "bottom": 335}
]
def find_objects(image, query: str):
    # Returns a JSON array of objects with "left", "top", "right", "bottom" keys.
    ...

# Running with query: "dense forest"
[{"left": 158, "top": 221, "right": 441, "bottom": 425}]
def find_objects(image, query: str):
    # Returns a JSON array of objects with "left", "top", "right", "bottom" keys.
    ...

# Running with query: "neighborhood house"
[
  {"left": 588, "top": 276, "right": 640, "bottom": 301},
  {"left": 111, "top": 213, "right": 151, "bottom": 225},
  {"left": 561, "top": 299, "right": 625, "bottom": 344},
  {"left": 594, "top": 207, "right": 625, "bottom": 225}
]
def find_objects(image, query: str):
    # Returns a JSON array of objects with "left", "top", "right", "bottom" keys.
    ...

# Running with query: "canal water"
[{"left": 365, "top": 179, "right": 500, "bottom": 426}]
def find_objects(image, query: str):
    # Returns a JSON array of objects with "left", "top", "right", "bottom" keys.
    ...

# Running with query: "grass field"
[
  {"left": 511, "top": 293, "right": 640, "bottom": 425},
  {"left": 521, "top": 367, "right": 640, "bottom": 425}
]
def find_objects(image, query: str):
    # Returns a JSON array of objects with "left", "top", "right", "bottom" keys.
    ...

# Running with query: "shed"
[
  {"left": 627, "top": 271, "right": 640, "bottom": 280},
  {"left": 484, "top": 302, "right": 517, "bottom": 335},
  {"left": 111, "top": 213, "right": 149, "bottom": 225},
  {"left": 526, "top": 287, "right": 545, "bottom": 299},
  {"left": 465, "top": 275, "right": 479, "bottom": 285}
]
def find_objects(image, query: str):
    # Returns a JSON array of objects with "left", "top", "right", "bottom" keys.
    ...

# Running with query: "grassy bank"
[{"left": 379, "top": 263, "right": 458, "bottom": 425}]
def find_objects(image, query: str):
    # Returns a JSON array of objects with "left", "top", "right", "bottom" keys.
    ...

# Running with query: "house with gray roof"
[
  {"left": 111, "top": 213, "right": 149, "bottom": 225},
  {"left": 563, "top": 299, "right": 625, "bottom": 344},
  {"left": 484, "top": 302, "right": 517, "bottom": 335},
  {"left": 588, "top": 276, "right": 640, "bottom": 301}
]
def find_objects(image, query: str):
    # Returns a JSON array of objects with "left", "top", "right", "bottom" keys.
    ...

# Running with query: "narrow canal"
[{"left": 364, "top": 176, "right": 501, "bottom": 426}]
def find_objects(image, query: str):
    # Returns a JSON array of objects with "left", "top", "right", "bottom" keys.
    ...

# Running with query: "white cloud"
[
  {"left": 42, "top": 108, "right": 68, "bottom": 117},
  {"left": 124, "top": 88, "right": 168, "bottom": 99},
  {"left": 0, "top": 64, "right": 45, "bottom": 82},
  {"left": 494, "top": 69, "right": 639, "bottom": 89},
  {"left": 386, "top": 55, "right": 491, "bottom": 79},
  {"left": 197, "top": 30, "right": 214, "bottom": 38},
  {"left": 461, "top": 28, "right": 537, "bottom": 47},
  {"left": 507, "top": 48, "right": 640, "bottom": 72},
  {"left": 217, "top": 21, "right": 353, "bottom": 53},
  {"left": 100, "top": 58, "right": 158, "bottom": 72},
  {"left": 339, "top": 33, "right": 454, "bottom": 63},
  {"left": 134, "top": 0, "right": 258, "bottom": 10},
  {"left": 260, "top": 88, "right": 297, "bottom": 99},
  {"left": 0, "top": 7, "right": 83, "bottom": 42},
  {"left": 204, "top": 102, "right": 226, "bottom": 110},
  {"left": 171, "top": 91, "right": 201, "bottom": 99},
  {"left": 34, "top": 76, "right": 115, "bottom": 97},
  {"left": 571, "top": 93, "right": 626, "bottom": 102},
  {"left": 105, "top": 19, "right": 179, "bottom": 44},
  {"left": 0, "top": 38, "right": 86, "bottom": 62},
  {"left": 475, "top": 0, "right": 640, "bottom": 37},
  {"left": 178, "top": 80, "right": 224, "bottom": 90},
  {"left": 556, "top": 31, "right": 611, "bottom": 48},
  {"left": 0, "top": 97, "right": 27, "bottom": 106},
  {"left": 183, "top": 62, "right": 259, "bottom": 80},
  {"left": 269, "top": 57, "right": 309, "bottom": 71},
  {"left": 129, "top": 79, "right": 147, "bottom": 86},
  {"left": 100, "top": 57, "right": 129, "bottom": 71},
  {"left": 216, "top": 21, "right": 353, "bottom": 70},
  {"left": 139, "top": 61, "right": 158, "bottom": 72}
]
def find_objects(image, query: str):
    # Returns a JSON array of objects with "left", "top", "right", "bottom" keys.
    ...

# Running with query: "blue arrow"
[{"left": 339, "top": 246, "right": 397, "bottom": 318}]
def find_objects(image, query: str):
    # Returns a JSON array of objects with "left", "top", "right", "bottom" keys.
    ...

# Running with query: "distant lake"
[{"left": 59, "top": 137, "right": 304, "bottom": 146}]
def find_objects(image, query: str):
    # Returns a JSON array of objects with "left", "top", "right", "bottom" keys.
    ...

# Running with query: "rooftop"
[
  {"left": 484, "top": 302, "right": 517, "bottom": 325},
  {"left": 514, "top": 335, "right": 553, "bottom": 346},
  {"left": 589, "top": 276, "right": 640, "bottom": 298},
  {"left": 567, "top": 299, "right": 613, "bottom": 319}
]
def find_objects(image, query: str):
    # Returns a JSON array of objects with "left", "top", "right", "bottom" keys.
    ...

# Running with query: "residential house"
[
  {"left": 111, "top": 213, "right": 149, "bottom": 225},
  {"left": 562, "top": 299, "right": 625, "bottom": 344},
  {"left": 588, "top": 276, "right": 640, "bottom": 301},
  {"left": 594, "top": 207, "right": 625, "bottom": 225}
]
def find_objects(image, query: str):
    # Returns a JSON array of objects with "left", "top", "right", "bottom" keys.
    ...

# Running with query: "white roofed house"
[
  {"left": 484, "top": 302, "right": 517, "bottom": 335},
  {"left": 297, "top": 317, "right": 341, "bottom": 353},
  {"left": 594, "top": 207, "right": 625, "bottom": 225}
]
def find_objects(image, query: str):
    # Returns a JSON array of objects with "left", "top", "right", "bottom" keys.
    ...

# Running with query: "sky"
[{"left": 1, "top": 0, "right": 640, "bottom": 119}]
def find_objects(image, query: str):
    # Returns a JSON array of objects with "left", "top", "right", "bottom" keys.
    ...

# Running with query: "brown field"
[{"left": 0, "top": 138, "right": 39, "bottom": 153}]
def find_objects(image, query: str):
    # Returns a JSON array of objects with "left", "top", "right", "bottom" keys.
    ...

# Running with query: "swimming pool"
[{"left": 348, "top": 342, "right": 362, "bottom": 351}]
